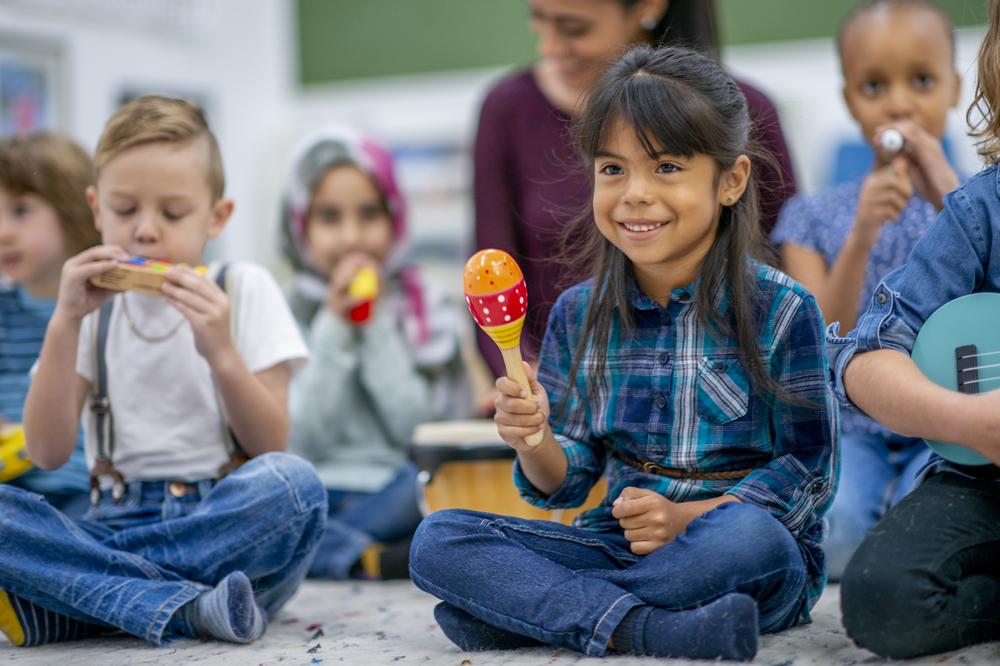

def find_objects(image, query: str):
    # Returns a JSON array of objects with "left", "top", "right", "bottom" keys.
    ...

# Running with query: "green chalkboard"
[{"left": 297, "top": 0, "right": 987, "bottom": 85}]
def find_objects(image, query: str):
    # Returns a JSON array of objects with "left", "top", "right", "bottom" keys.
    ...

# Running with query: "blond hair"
[
  {"left": 0, "top": 133, "right": 100, "bottom": 255},
  {"left": 94, "top": 95, "right": 225, "bottom": 199},
  {"left": 969, "top": 0, "right": 1000, "bottom": 163}
]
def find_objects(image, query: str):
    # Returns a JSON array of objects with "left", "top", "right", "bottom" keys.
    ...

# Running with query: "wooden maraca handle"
[{"left": 500, "top": 347, "right": 545, "bottom": 447}]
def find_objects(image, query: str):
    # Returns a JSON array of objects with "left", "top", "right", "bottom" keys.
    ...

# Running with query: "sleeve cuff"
[{"left": 826, "top": 283, "right": 917, "bottom": 409}]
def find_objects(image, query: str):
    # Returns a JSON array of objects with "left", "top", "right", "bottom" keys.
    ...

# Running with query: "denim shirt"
[
  {"left": 827, "top": 163, "right": 1000, "bottom": 475},
  {"left": 514, "top": 262, "right": 839, "bottom": 616}
]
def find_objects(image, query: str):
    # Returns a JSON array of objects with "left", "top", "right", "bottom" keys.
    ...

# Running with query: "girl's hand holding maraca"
[
  {"left": 464, "top": 249, "right": 543, "bottom": 446},
  {"left": 494, "top": 361, "right": 550, "bottom": 452}
]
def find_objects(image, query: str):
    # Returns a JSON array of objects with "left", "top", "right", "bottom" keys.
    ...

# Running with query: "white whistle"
[{"left": 880, "top": 129, "right": 904, "bottom": 154}]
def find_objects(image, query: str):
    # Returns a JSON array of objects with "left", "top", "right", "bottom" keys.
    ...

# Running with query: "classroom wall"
[{"left": 0, "top": 0, "right": 295, "bottom": 264}]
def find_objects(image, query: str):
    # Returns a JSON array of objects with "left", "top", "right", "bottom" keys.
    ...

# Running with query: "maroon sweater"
[{"left": 473, "top": 68, "right": 797, "bottom": 378}]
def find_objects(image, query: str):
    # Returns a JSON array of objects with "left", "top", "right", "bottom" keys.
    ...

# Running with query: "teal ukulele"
[{"left": 911, "top": 292, "right": 1000, "bottom": 466}]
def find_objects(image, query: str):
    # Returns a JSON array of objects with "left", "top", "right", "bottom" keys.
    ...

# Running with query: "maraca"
[
  {"left": 347, "top": 266, "right": 378, "bottom": 324},
  {"left": 464, "top": 249, "right": 543, "bottom": 446}
]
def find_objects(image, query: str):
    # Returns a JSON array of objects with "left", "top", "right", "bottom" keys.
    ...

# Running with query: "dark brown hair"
[{"left": 564, "top": 45, "right": 796, "bottom": 411}]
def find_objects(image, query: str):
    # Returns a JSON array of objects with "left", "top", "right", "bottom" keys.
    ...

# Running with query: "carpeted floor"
[{"left": 2, "top": 582, "right": 998, "bottom": 665}]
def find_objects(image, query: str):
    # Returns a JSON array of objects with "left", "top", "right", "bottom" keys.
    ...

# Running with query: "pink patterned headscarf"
[{"left": 281, "top": 125, "right": 427, "bottom": 342}]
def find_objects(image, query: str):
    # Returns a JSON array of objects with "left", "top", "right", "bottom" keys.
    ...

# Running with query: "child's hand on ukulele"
[
  {"left": 54, "top": 245, "right": 129, "bottom": 323},
  {"left": 494, "top": 361, "right": 549, "bottom": 452},
  {"left": 162, "top": 266, "right": 233, "bottom": 363},
  {"left": 876, "top": 121, "right": 959, "bottom": 211},
  {"left": 325, "top": 253, "right": 380, "bottom": 322},
  {"left": 854, "top": 157, "right": 913, "bottom": 249},
  {"left": 612, "top": 486, "right": 683, "bottom": 555}
]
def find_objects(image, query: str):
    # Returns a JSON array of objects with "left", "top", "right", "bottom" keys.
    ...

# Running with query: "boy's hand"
[
  {"left": 325, "top": 253, "right": 380, "bottom": 322},
  {"left": 54, "top": 245, "right": 129, "bottom": 322},
  {"left": 494, "top": 362, "right": 550, "bottom": 451},
  {"left": 162, "top": 266, "right": 233, "bottom": 364},
  {"left": 854, "top": 157, "right": 913, "bottom": 248},
  {"left": 612, "top": 486, "right": 681, "bottom": 555},
  {"left": 876, "top": 121, "right": 959, "bottom": 211}
]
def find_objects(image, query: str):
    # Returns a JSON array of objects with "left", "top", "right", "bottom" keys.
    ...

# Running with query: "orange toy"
[{"left": 464, "top": 249, "right": 543, "bottom": 446}]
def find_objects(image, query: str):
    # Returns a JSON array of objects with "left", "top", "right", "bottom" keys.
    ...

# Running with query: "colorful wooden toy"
[
  {"left": 464, "top": 249, "right": 543, "bottom": 446},
  {"left": 90, "top": 256, "right": 207, "bottom": 296},
  {"left": 0, "top": 423, "right": 32, "bottom": 483},
  {"left": 347, "top": 266, "right": 379, "bottom": 323}
]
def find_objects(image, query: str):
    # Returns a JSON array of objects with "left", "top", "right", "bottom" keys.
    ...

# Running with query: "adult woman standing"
[{"left": 474, "top": 0, "right": 797, "bottom": 379}]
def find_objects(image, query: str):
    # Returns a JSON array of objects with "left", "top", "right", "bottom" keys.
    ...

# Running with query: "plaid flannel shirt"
[{"left": 514, "top": 262, "right": 839, "bottom": 618}]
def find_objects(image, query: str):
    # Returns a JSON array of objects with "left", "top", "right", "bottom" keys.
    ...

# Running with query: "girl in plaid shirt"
[{"left": 409, "top": 45, "right": 838, "bottom": 661}]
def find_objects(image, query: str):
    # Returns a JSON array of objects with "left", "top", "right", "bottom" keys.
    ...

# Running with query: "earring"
[
  {"left": 725, "top": 196, "right": 733, "bottom": 204},
  {"left": 640, "top": 15, "right": 658, "bottom": 31}
]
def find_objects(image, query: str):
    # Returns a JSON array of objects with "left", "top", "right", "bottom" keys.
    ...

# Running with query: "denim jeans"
[
  {"left": 823, "top": 431, "right": 931, "bottom": 580},
  {"left": 841, "top": 468, "right": 1000, "bottom": 659},
  {"left": 0, "top": 452, "right": 326, "bottom": 645},
  {"left": 308, "top": 462, "right": 423, "bottom": 579},
  {"left": 410, "top": 501, "right": 810, "bottom": 657}
]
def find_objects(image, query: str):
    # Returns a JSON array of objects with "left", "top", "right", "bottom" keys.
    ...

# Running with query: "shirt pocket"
[{"left": 697, "top": 356, "right": 750, "bottom": 425}]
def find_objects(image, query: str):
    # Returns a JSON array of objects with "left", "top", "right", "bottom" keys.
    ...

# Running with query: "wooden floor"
[{"left": 2, "top": 582, "right": 998, "bottom": 665}]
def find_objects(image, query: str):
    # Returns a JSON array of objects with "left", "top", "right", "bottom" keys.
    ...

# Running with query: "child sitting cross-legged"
[{"left": 0, "top": 95, "right": 325, "bottom": 648}]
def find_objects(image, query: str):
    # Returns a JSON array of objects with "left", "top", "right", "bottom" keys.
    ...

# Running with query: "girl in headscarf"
[{"left": 282, "top": 126, "right": 471, "bottom": 579}]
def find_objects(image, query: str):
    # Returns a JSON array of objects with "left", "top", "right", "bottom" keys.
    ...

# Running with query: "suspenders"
[{"left": 88, "top": 264, "right": 246, "bottom": 504}]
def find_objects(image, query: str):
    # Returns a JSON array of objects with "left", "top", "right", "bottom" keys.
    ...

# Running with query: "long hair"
[
  {"left": 969, "top": 0, "right": 1000, "bottom": 163},
  {"left": 619, "top": 0, "right": 719, "bottom": 56},
  {"left": 563, "top": 45, "right": 795, "bottom": 414}
]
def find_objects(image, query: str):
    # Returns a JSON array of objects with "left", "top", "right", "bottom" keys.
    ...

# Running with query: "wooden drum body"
[{"left": 409, "top": 420, "right": 604, "bottom": 524}]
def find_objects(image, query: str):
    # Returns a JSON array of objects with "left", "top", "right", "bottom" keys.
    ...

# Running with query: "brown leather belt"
[{"left": 611, "top": 449, "right": 752, "bottom": 480}]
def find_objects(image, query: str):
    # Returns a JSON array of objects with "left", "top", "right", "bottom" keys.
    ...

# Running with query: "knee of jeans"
[
  {"left": 409, "top": 509, "right": 479, "bottom": 580},
  {"left": 252, "top": 452, "right": 327, "bottom": 518},
  {"left": 708, "top": 503, "right": 801, "bottom": 569},
  {"left": 841, "top": 554, "right": 934, "bottom": 658}
]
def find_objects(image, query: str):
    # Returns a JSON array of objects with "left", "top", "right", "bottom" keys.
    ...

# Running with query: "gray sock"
[{"left": 181, "top": 572, "right": 265, "bottom": 644}]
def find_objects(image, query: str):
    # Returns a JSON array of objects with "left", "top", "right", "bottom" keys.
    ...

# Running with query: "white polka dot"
[
  {"left": 498, "top": 295, "right": 505, "bottom": 303},
  {"left": 519, "top": 297, "right": 524, "bottom": 304},
  {"left": 486, "top": 317, "right": 492, "bottom": 324},
  {"left": 504, "top": 315, "right": 511, "bottom": 321},
  {"left": 478, "top": 299, "right": 483, "bottom": 305},
  {"left": 484, "top": 308, "right": 490, "bottom": 314}
]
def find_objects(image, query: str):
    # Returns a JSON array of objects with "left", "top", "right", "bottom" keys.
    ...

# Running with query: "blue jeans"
[
  {"left": 409, "top": 502, "right": 809, "bottom": 657},
  {"left": 823, "top": 431, "right": 931, "bottom": 580},
  {"left": 308, "top": 462, "right": 422, "bottom": 579},
  {"left": 0, "top": 452, "right": 326, "bottom": 645}
]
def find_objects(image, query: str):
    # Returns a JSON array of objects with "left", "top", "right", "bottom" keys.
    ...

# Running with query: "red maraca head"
[{"left": 463, "top": 249, "right": 527, "bottom": 349}]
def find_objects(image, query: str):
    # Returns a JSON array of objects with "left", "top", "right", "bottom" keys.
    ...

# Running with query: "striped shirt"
[
  {"left": 0, "top": 283, "right": 88, "bottom": 495},
  {"left": 514, "top": 262, "right": 839, "bottom": 621}
]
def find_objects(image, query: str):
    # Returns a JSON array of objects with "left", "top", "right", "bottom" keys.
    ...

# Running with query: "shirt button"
[
  {"left": 658, "top": 353, "right": 669, "bottom": 365},
  {"left": 655, "top": 394, "right": 667, "bottom": 409},
  {"left": 876, "top": 292, "right": 888, "bottom": 305}
]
